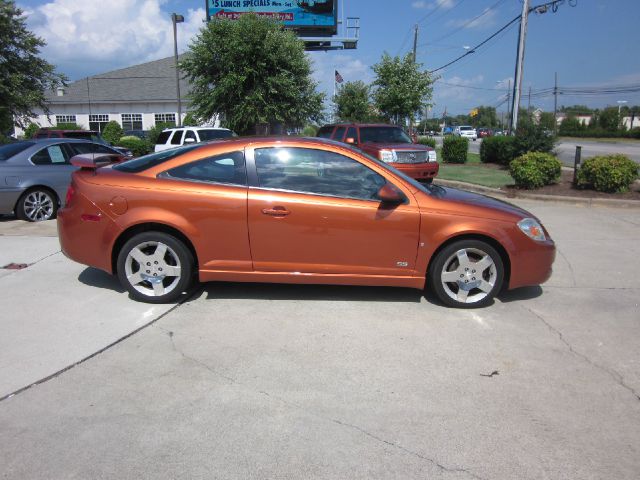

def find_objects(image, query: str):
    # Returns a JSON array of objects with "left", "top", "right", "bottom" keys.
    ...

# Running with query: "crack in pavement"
[
  {"left": 524, "top": 306, "right": 640, "bottom": 402},
  {"left": 556, "top": 248, "right": 577, "bottom": 287},
  {"left": 161, "top": 329, "right": 487, "bottom": 480},
  {"left": 544, "top": 286, "right": 640, "bottom": 292},
  {"left": 0, "top": 250, "right": 61, "bottom": 278}
]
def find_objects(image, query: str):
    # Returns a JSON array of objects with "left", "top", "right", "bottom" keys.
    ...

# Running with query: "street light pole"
[
  {"left": 510, "top": 0, "right": 530, "bottom": 135},
  {"left": 172, "top": 13, "right": 185, "bottom": 127}
]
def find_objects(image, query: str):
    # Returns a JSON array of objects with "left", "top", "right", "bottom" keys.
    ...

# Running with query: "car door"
[
  {"left": 246, "top": 145, "right": 421, "bottom": 276},
  {"left": 28, "top": 143, "right": 75, "bottom": 201}
]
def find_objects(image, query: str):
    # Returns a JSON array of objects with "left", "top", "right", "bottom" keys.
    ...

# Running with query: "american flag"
[{"left": 335, "top": 70, "right": 344, "bottom": 84}]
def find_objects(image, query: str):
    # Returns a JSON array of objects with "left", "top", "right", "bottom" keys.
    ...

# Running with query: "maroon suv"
[{"left": 317, "top": 123, "right": 439, "bottom": 182}]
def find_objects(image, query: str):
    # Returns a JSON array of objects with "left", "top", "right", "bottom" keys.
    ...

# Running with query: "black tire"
[
  {"left": 117, "top": 231, "right": 195, "bottom": 303},
  {"left": 428, "top": 239, "right": 504, "bottom": 308},
  {"left": 16, "top": 188, "right": 58, "bottom": 222}
]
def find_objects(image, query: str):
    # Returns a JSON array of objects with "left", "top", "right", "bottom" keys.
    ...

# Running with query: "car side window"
[
  {"left": 333, "top": 126, "right": 346, "bottom": 142},
  {"left": 184, "top": 130, "right": 197, "bottom": 142},
  {"left": 346, "top": 127, "right": 358, "bottom": 143},
  {"left": 170, "top": 130, "right": 184, "bottom": 145},
  {"left": 161, "top": 151, "right": 246, "bottom": 186},
  {"left": 31, "top": 144, "right": 71, "bottom": 165},
  {"left": 316, "top": 126, "right": 334, "bottom": 138},
  {"left": 156, "top": 131, "right": 171, "bottom": 145},
  {"left": 254, "top": 147, "right": 387, "bottom": 201}
]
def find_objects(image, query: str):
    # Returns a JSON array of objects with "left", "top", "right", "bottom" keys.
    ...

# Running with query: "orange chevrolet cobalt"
[{"left": 58, "top": 137, "right": 555, "bottom": 308}]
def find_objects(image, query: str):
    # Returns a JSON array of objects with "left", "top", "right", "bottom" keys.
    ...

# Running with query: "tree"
[
  {"left": 470, "top": 106, "right": 498, "bottom": 128},
  {"left": 0, "top": 1, "right": 66, "bottom": 128},
  {"left": 180, "top": 14, "right": 324, "bottom": 135},
  {"left": 334, "top": 81, "right": 373, "bottom": 122},
  {"left": 182, "top": 112, "right": 199, "bottom": 127},
  {"left": 371, "top": 53, "right": 433, "bottom": 124},
  {"left": 598, "top": 107, "right": 620, "bottom": 131},
  {"left": 539, "top": 112, "right": 556, "bottom": 131},
  {"left": 102, "top": 121, "right": 123, "bottom": 145}
]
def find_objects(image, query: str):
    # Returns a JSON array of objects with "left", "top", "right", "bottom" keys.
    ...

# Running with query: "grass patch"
[{"left": 436, "top": 148, "right": 513, "bottom": 188}]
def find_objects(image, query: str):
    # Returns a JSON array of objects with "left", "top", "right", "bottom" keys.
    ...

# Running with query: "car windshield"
[
  {"left": 0, "top": 142, "right": 34, "bottom": 161},
  {"left": 359, "top": 127, "right": 412, "bottom": 144},
  {"left": 113, "top": 144, "right": 201, "bottom": 173},
  {"left": 197, "top": 129, "right": 234, "bottom": 141},
  {"left": 459, "top": 127, "right": 473, "bottom": 131}
]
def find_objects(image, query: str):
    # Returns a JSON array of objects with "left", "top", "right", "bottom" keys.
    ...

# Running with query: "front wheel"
[
  {"left": 117, "top": 232, "right": 195, "bottom": 303},
  {"left": 428, "top": 240, "right": 504, "bottom": 308}
]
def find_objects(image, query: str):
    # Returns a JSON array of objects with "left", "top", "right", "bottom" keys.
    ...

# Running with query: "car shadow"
[
  {"left": 497, "top": 285, "right": 543, "bottom": 303},
  {"left": 78, "top": 267, "right": 126, "bottom": 293},
  {"left": 204, "top": 281, "right": 424, "bottom": 303}
]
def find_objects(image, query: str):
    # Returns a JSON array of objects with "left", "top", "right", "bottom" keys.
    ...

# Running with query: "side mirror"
[
  {"left": 377, "top": 183, "right": 405, "bottom": 204},
  {"left": 345, "top": 137, "right": 357, "bottom": 145},
  {"left": 184, "top": 137, "right": 196, "bottom": 144}
]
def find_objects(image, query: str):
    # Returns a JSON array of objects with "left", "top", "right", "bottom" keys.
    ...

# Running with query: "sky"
[{"left": 16, "top": 0, "right": 640, "bottom": 116}]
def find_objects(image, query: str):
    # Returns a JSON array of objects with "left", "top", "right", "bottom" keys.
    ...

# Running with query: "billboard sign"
[{"left": 206, "top": 1, "right": 338, "bottom": 35}]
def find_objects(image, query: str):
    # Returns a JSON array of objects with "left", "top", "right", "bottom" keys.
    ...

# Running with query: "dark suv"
[{"left": 317, "top": 124, "right": 439, "bottom": 182}]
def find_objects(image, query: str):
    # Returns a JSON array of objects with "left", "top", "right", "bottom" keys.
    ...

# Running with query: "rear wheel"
[
  {"left": 16, "top": 188, "right": 57, "bottom": 222},
  {"left": 117, "top": 232, "right": 194, "bottom": 303},
  {"left": 429, "top": 239, "right": 504, "bottom": 308}
]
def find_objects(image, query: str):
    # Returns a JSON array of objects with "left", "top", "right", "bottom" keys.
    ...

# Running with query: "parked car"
[
  {"left": 455, "top": 126, "right": 478, "bottom": 141},
  {"left": 58, "top": 137, "right": 555, "bottom": 308},
  {"left": 477, "top": 128, "right": 493, "bottom": 138},
  {"left": 154, "top": 127, "right": 235, "bottom": 152},
  {"left": 123, "top": 129, "right": 149, "bottom": 140},
  {"left": 0, "top": 139, "right": 124, "bottom": 221},
  {"left": 34, "top": 129, "right": 133, "bottom": 157},
  {"left": 316, "top": 123, "right": 439, "bottom": 183}
]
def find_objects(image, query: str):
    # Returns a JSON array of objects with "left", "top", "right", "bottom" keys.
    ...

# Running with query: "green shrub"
[
  {"left": 301, "top": 125, "right": 318, "bottom": 136},
  {"left": 117, "top": 136, "right": 151, "bottom": 157},
  {"left": 577, "top": 154, "right": 639, "bottom": 193},
  {"left": 182, "top": 112, "right": 198, "bottom": 127},
  {"left": 513, "top": 123, "right": 555, "bottom": 157},
  {"left": 55, "top": 123, "right": 84, "bottom": 130},
  {"left": 442, "top": 136, "right": 468, "bottom": 164},
  {"left": 102, "top": 121, "right": 123, "bottom": 145},
  {"left": 509, "top": 152, "right": 562, "bottom": 189},
  {"left": 417, "top": 136, "right": 436, "bottom": 148},
  {"left": 22, "top": 123, "right": 40, "bottom": 139},
  {"left": 480, "top": 136, "right": 516, "bottom": 165}
]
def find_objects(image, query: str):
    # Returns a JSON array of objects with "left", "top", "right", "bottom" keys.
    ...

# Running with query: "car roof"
[
  {"left": 321, "top": 123, "right": 402, "bottom": 128},
  {"left": 162, "top": 126, "right": 231, "bottom": 132}
]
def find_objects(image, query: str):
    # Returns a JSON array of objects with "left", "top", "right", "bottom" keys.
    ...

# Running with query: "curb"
[{"left": 433, "top": 179, "right": 640, "bottom": 209}]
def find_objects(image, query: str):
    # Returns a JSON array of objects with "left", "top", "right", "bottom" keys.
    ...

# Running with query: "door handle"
[{"left": 262, "top": 207, "right": 291, "bottom": 216}]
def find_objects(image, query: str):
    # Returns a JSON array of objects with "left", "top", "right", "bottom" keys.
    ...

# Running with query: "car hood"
[{"left": 423, "top": 185, "right": 534, "bottom": 221}]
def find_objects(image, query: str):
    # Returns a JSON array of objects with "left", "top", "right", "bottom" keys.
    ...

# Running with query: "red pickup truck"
[{"left": 316, "top": 123, "right": 439, "bottom": 182}]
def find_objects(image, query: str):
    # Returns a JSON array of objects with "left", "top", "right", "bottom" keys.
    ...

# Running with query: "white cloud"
[
  {"left": 413, "top": 0, "right": 456, "bottom": 10},
  {"left": 435, "top": 75, "right": 485, "bottom": 102},
  {"left": 24, "top": 0, "right": 205, "bottom": 78},
  {"left": 411, "top": 1, "right": 427, "bottom": 8}
]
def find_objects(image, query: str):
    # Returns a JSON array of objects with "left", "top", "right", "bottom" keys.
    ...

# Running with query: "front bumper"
[
  {"left": 508, "top": 239, "right": 556, "bottom": 289},
  {"left": 391, "top": 161, "right": 440, "bottom": 181}
]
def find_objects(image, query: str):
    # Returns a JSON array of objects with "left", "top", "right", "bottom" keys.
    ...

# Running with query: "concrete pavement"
[{"left": 0, "top": 200, "right": 639, "bottom": 479}]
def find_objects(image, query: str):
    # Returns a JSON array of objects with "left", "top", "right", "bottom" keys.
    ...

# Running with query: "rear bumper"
[
  {"left": 508, "top": 239, "right": 556, "bottom": 289},
  {"left": 0, "top": 189, "right": 22, "bottom": 215},
  {"left": 57, "top": 194, "right": 119, "bottom": 274},
  {"left": 391, "top": 162, "right": 440, "bottom": 180}
]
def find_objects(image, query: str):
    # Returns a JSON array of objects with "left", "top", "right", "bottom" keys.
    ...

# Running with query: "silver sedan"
[{"left": 0, "top": 139, "right": 123, "bottom": 221}]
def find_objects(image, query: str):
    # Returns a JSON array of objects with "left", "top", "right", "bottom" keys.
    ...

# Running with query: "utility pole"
[
  {"left": 553, "top": 72, "right": 558, "bottom": 134},
  {"left": 510, "top": 0, "right": 530, "bottom": 134},
  {"left": 412, "top": 24, "right": 419, "bottom": 63},
  {"left": 171, "top": 13, "right": 184, "bottom": 127},
  {"left": 527, "top": 86, "right": 532, "bottom": 113},
  {"left": 506, "top": 79, "right": 511, "bottom": 134}
]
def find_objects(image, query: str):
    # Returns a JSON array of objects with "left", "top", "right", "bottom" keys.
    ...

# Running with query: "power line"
[{"left": 428, "top": 14, "right": 522, "bottom": 73}]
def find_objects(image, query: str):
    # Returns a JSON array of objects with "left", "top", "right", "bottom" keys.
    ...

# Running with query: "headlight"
[
  {"left": 428, "top": 150, "right": 437, "bottom": 162},
  {"left": 517, "top": 218, "right": 546, "bottom": 241},
  {"left": 379, "top": 150, "right": 397, "bottom": 163}
]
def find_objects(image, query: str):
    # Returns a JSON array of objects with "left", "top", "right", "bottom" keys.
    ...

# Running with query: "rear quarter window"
[{"left": 316, "top": 126, "right": 334, "bottom": 138}]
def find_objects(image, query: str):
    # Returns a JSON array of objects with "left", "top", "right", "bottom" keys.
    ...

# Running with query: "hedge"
[
  {"left": 117, "top": 136, "right": 151, "bottom": 157},
  {"left": 417, "top": 136, "right": 436, "bottom": 148},
  {"left": 577, "top": 154, "right": 639, "bottom": 193},
  {"left": 442, "top": 136, "right": 468, "bottom": 163},
  {"left": 480, "top": 136, "right": 516, "bottom": 165},
  {"left": 509, "top": 152, "right": 562, "bottom": 189}
]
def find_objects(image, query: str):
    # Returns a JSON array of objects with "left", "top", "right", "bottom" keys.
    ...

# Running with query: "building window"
[
  {"left": 55, "top": 115, "right": 77, "bottom": 126},
  {"left": 154, "top": 113, "right": 176, "bottom": 127},
  {"left": 89, "top": 114, "right": 109, "bottom": 133},
  {"left": 121, "top": 113, "right": 143, "bottom": 131}
]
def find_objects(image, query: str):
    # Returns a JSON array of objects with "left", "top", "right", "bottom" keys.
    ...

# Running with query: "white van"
[{"left": 154, "top": 127, "right": 235, "bottom": 152}]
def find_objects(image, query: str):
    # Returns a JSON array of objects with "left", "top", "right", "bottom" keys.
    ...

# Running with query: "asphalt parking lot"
[{"left": 1, "top": 198, "right": 639, "bottom": 480}]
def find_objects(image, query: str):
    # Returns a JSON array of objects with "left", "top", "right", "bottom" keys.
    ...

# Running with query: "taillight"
[{"left": 65, "top": 183, "right": 76, "bottom": 206}]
